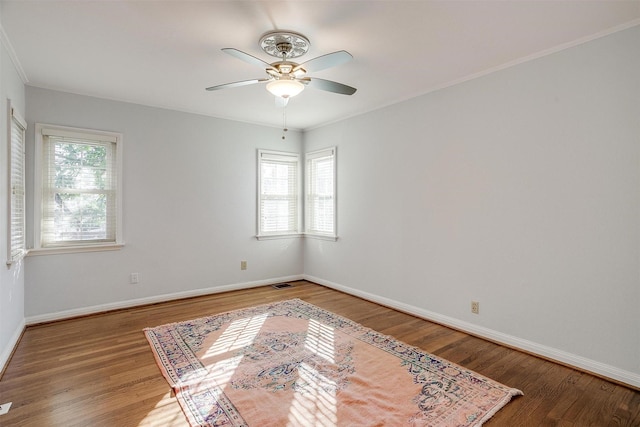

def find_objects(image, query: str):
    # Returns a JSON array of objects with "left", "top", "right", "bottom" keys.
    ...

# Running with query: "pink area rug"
[{"left": 144, "top": 299, "right": 522, "bottom": 426}]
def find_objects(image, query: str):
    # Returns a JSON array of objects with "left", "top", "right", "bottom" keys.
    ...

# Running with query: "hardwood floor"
[{"left": 1, "top": 280, "right": 638, "bottom": 426}]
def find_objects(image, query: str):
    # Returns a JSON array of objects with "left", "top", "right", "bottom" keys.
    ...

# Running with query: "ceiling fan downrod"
[{"left": 276, "top": 42, "right": 293, "bottom": 59}]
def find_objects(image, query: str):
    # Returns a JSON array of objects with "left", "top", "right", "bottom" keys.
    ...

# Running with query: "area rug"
[{"left": 144, "top": 299, "right": 522, "bottom": 426}]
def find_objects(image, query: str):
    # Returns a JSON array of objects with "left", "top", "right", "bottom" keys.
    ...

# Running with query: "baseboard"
[
  {"left": 304, "top": 274, "right": 640, "bottom": 390},
  {"left": 0, "top": 318, "right": 25, "bottom": 378},
  {"left": 25, "top": 275, "right": 304, "bottom": 325}
]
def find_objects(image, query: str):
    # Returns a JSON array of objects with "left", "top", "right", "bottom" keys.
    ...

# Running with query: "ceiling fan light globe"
[{"left": 266, "top": 79, "right": 304, "bottom": 98}]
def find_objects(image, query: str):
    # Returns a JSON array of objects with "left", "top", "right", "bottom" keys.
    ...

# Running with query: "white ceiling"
[{"left": 1, "top": 1, "right": 639, "bottom": 130}]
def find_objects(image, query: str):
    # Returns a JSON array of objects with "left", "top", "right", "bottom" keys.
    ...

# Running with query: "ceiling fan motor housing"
[{"left": 276, "top": 42, "right": 293, "bottom": 57}]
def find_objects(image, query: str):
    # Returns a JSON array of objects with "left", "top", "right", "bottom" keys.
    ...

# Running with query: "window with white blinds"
[
  {"left": 305, "top": 147, "right": 337, "bottom": 239},
  {"left": 34, "top": 124, "right": 123, "bottom": 252},
  {"left": 7, "top": 102, "right": 27, "bottom": 264},
  {"left": 258, "top": 150, "right": 300, "bottom": 238}
]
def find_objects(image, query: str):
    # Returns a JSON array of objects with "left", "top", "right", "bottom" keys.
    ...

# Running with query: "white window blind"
[
  {"left": 35, "top": 124, "right": 122, "bottom": 250},
  {"left": 7, "top": 103, "right": 27, "bottom": 264},
  {"left": 258, "top": 150, "right": 300, "bottom": 237},
  {"left": 305, "top": 147, "right": 336, "bottom": 238}
]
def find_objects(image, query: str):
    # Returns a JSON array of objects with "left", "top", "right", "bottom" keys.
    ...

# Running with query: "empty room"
[{"left": 0, "top": 1, "right": 639, "bottom": 426}]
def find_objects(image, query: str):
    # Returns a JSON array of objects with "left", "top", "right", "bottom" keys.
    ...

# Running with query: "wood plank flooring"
[{"left": 1, "top": 280, "right": 638, "bottom": 426}]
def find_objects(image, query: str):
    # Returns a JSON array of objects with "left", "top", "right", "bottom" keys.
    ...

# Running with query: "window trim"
[
  {"left": 304, "top": 146, "right": 338, "bottom": 241},
  {"left": 256, "top": 149, "right": 302, "bottom": 240},
  {"left": 31, "top": 123, "right": 124, "bottom": 255},
  {"left": 7, "top": 100, "right": 27, "bottom": 265}
]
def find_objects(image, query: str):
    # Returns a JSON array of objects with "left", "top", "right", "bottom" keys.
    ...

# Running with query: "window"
[
  {"left": 257, "top": 150, "right": 300, "bottom": 238},
  {"left": 7, "top": 101, "right": 27, "bottom": 264},
  {"left": 33, "top": 124, "right": 123, "bottom": 253},
  {"left": 305, "top": 147, "right": 337, "bottom": 239}
]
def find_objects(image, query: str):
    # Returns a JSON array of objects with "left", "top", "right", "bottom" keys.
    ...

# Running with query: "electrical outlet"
[
  {"left": 240, "top": 261, "right": 247, "bottom": 270},
  {"left": 130, "top": 273, "right": 139, "bottom": 284},
  {"left": 0, "top": 402, "right": 12, "bottom": 415},
  {"left": 471, "top": 301, "right": 479, "bottom": 314}
]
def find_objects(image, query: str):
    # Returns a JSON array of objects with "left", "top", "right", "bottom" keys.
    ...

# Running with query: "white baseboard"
[
  {"left": 25, "top": 275, "right": 304, "bottom": 325},
  {"left": 1, "top": 319, "right": 25, "bottom": 374},
  {"left": 304, "top": 274, "right": 640, "bottom": 390}
]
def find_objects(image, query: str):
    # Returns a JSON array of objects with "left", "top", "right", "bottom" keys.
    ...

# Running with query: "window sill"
[
  {"left": 304, "top": 233, "right": 338, "bottom": 242},
  {"left": 6, "top": 250, "right": 28, "bottom": 267},
  {"left": 27, "top": 243, "right": 125, "bottom": 256},
  {"left": 256, "top": 233, "right": 303, "bottom": 241},
  {"left": 255, "top": 233, "right": 338, "bottom": 241}
]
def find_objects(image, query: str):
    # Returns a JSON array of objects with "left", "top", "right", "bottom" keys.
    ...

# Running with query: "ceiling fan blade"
[
  {"left": 293, "top": 50, "right": 353, "bottom": 74},
  {"left": 302, "top": 77, "right": 357, "bottom": 95},
  {"left": 206, "top": 78, "right": 269, "bottom": 91},
  {"left": 222, "top": 48, "right": 278, "bottom": 73}
]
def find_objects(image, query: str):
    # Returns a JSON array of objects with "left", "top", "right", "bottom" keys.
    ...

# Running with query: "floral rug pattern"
[{"left": 145, "top": 299, "right": 522, "bottom": 426}]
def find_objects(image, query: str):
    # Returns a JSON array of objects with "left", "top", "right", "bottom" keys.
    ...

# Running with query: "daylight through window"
[
  {"left": 35, "top": 124, "right": 122, "bottom": 251},
  {"left": 258, "top": 150, "right": 300, "bottom": 238},
  {"left": 7, "top": 102, "right": 27, "bottom": 264},
  {"left": 305, "top": 147, "right": 336, "bottom": 239}
]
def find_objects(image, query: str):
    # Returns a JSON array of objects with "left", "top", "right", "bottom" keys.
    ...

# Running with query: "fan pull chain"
[{"left": 282, "top": 103, "right": 288, "bottom": 140}]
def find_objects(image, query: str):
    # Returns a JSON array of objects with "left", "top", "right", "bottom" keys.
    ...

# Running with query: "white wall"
[
  {"left": 0, "top": 14, "right": 26, "bottom": 369},
  {"left": 304, "top": 26, "right": 640, "bottom": 386},
  {"left": 24, "top": 88, "right": 303, "bottom": 320}
]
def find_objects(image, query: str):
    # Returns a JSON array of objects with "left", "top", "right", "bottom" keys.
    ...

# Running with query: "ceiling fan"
[{"left": 206, "top": 31, "right": 357, "bottom": 105}]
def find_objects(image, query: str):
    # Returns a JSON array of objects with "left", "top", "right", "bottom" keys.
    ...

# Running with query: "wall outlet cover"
[{"left": 471, "top": 301, "right": 480, "bottom": 314}]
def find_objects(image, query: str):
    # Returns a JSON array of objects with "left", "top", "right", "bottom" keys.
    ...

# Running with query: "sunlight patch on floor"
[
  {"left": 305, "top": 318, "right": 335, "bottom": 364},
  {"left": 287, "top": 362, "right": 338, "bottom": 427},
  {"left": 200, "top": 355, "right": 244, "bottom": 394},
  {"left": 144, "top": 312, "right": 343, "bottom": 425},
  {"left": 195, "top": 314, "right": 268, "bottom": 395},
  {"left": 203, "top": 313, "right": 267, "bottom": 358}
]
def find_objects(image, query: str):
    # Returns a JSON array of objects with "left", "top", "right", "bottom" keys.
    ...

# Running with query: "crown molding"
[{"left": 0, "top": 23, "right": 29, "bottom": 84}]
